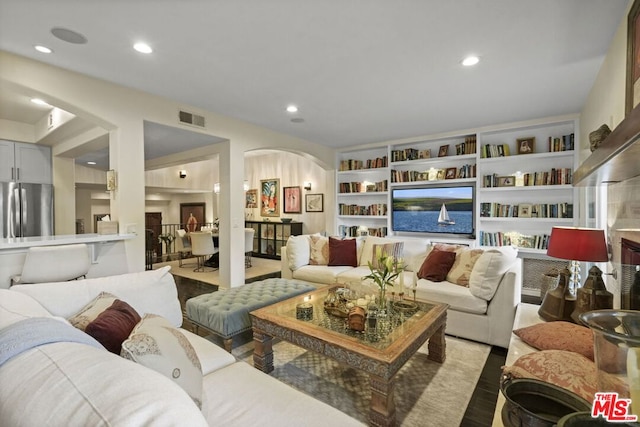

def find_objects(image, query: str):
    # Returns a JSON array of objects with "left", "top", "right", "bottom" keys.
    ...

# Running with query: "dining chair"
[
  {"left": 244, "top": 228, "right": 255, "bottom": 268},
  {"left": 190, "top": 231, "right": 218, "bottom": 272},
  {"left": 11, "top": 243, "right": 91, "bottom": 285},
  {"left": 174, "top": 229, "right": 194, "bottom": 268}
]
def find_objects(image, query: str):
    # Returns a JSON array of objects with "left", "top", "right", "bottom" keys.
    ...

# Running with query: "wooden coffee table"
[{"left": 250, "top": 285, "right": 448, "bottom": 427}]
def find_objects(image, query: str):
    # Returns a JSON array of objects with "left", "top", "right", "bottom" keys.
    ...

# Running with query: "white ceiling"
[{"left": 0, "top": 0, "right": 630, "bottom": 152}]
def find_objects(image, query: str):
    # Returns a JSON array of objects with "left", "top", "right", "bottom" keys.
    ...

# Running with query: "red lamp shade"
[{"left": 546, "top": 227, "right": 609, "bottom": 262}]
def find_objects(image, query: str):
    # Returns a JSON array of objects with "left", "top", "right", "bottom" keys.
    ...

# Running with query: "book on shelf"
[
  {"left": 338, "top": 203, "right": 387, "bottom": 216},
  {"left": 479, "top": 231, "right": 550, "bottom": 250},
  {"left": 483, "top": 168, "right": 572, "bottom": 188},
  {"left": 391, "top": 164, "right": 475, "bottom": 183},
  {"left": 338, "top": 225, "right": 388, "bottom": 237},
  {"left": 480, "top": 143, "right": 510, "bottom": 158},
  {"left": 480, "top": 202, "right": 573, "bottom": 218},
  {"left": 548, "top": 133, "right": 575, "bottom": 152},
  {"left": 338, "top": 180, "right": 388, "bottom": 193},
  {"left": 339, "top": 155, "right": 388, "bottom": 171},
  {"left": 455, "top": 136, "right": 477, "bottom": 155}
]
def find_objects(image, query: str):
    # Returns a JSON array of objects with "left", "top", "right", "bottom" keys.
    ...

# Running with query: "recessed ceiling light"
[
  {"left": 34, "top": 45, "right": 53, "bottom": 54},
  {"left": 87, "top": 161, "right": 97, "bottom": 165},
  {"left": 30, "top": 98, "right": 49, "bottom": 106},
  {"left": 462, "top": 56, "right": 480, "bottom": 66},
  {"left": 51, "top": 27, "right": 87, "bottom": 44},
  {"left": 133, "top": 42, "right": 153, "bottom": 54},
  {"left": 286, "top": 105, "right": 298, "bottom": 113}
]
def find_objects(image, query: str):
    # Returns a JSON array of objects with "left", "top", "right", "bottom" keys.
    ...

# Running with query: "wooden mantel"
[{"left": 574, "top": 104, "right": 640, "bottom": 186}]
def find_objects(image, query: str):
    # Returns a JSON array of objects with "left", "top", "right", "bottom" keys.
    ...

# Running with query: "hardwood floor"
[{"left": 174, "top": 274, "right": 507, "bottom": 426}]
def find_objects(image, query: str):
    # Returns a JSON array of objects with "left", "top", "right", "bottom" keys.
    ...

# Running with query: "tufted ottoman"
[{"left": 185, "top": 278, "right": 317, "bottom": 352}]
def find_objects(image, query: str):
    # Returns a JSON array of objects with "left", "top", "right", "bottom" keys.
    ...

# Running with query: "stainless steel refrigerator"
[{"left": 0, "top": 182, "right": 54, "bottom": 238}]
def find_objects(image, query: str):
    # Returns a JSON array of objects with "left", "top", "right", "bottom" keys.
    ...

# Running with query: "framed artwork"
[
  {"left": 517, "top": 137, "right": 535, "bottom": 154},
  {"left": 518, "top": 203, "right": 532, "bottom": 218},
  {"left": 283, "top": 186, "right": 302, "bottom": 213},
  {"left": 260, "top": 179, "right": 280, "bottom": 217},
  {"left": 497, "top": 176, "right": 515, "bottom": 187},
  {"left": 436, "top": 169, "right": 446, "bottom": 180},
  {"left": 305, "top": 193, "right": 324, "bottom": 212},
  {"left": 627, "top": 0, "right": 640, "bottom": 114},
  {"left": 419, "top": 149, "right": 431, "bottom": 159},
  {"left": 445, "top": 167, "right": 457, "bottom": 179},
  {"left": 180, "top": 203, "right": 205, "bottom": 232},
  {"left": 245, "top": 189, "right": 258, "bottom": 208},
  {"left": 438, "top": 145, "right": 449, "bottom": 157}
]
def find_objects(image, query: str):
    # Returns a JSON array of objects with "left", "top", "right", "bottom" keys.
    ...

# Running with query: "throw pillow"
[
  {"left": 68, "top": 291, "right": 119, "bottom": 331},
  {"left": 359, "top": 236, "right": 401, "bottom": 266},
  {"left": 309, "top": 235, "right": 329, "bottom": 265},
  {"left": 121, "top": 314, "right": 203, "bottom": 409},
  {"left": 85, "top": 299, "right": 141, "bottom": 354},
  {"left": 433, "top": 243, "right": 465, "bottom": 252},
  {"left": 417, "top": 249, "right": 457, "bottom": 282},
  {"left": 468, "top": 246, "right": 518, "bottom": 301},
  {"left": 514, "top": 321, "right": 594, "bottom": 360},
  {"left": 286, "top": 234, "right": 311, "bottom": 271},
  {"left": 446, "top": 248, "right": 484, "bottom": 286},
  {"left": 328, "top": 237, "right": 358, "bottom": 267},
  {"left": 502, "top": 350, "right": 627, "bottom": 403},
  {"left": 370, "top": 242, "right": 404, "bottom": 270}
]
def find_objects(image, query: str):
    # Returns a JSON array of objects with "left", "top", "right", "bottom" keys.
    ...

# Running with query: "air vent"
[{"left": 179, "top": 110, "right": 205, "bottom": 128}]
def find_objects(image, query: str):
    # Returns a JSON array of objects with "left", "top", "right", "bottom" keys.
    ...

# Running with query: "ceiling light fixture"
[
  {"left": 462, "top": 56, "right": 480, "bottom": 66},
  {"left": 87, "top": 161, "right": 96, "bottom": 165},
  {"left": 286, "top": 105, "right": 298, "bottom": 113},
  {"left": 51, "top": 27, "right": 87, "bottom": 44},
  {"left": 30, "top": 98, "right": 49, "bottom": 106},
  {"left": 133, "top": 42, "right": 153, "bottom": 54},
  {"left": 34, "top": 45, "right": 53, "bottom": 54}
]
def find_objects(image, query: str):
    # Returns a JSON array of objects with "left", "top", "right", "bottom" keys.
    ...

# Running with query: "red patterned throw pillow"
[
  {"left": 328, "top": 237, "right": 358, "bottom": 267},
  {"left": 85, "top": 299, "right": 141, "bottom": 354},
  {"left": 417, "top": 249, "right": 456, "bottom": 282}
]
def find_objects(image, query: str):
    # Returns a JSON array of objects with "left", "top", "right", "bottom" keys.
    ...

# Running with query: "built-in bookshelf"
[{"left": 335, "top": 116, "right": 579, "bottom": 254}]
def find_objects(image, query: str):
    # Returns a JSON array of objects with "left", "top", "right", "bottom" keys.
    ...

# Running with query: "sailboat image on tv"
[{"left": 437, "top": 203, "right": 456, "bottom": 225}]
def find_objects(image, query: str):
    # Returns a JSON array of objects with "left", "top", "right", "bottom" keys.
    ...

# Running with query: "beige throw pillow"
[
  {"left": 468, "top": 246, "right": 518, "bottom": 301},
  {"left": 446, "top": 248, "right": 484, "bottom": 286},
  {"left": 309, "top": 235, "right": 329, "bottom": 265},
  {"left": 121, "top": 314, "right": 203, "bottom": 408},
  {"left": 370, "top": 242, "right": 404, "bottom": 269},
  {"left": 68, "top": 291, "right": 119, "bottom": 331}
]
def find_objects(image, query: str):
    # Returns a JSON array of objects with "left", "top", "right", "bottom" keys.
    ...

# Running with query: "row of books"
[
  {"left": 338, "top": 225, "right": 388, "bottom": 237},
  {"left": 480, "top": 143, "right": 510, "bottom": 158},
  {"left": 548, "top": 133, "right": 574, "bottom": 152},
  {"left": 339, "top": 156, "right": 388, "bottom": 171},
  {"left": 391, "top": 164, "right": 476, "bottom": 183},
  {"left": 482, "top": 168, "right": 572, "bottom": 187},
  {"left": 478, "top": 231, "right": 550, "bottom": 250},
  {"left": 480, "top": 202, "right": 573, "bottom": 218},
  {"left": 338, "top": 203, "right": 387, "bottom": 216},
  {"left": 338, "top": 180, "right": 388, "bottom": 193},
  {"left": 455, "top": 136, "right": 477, "bottom": 155}
]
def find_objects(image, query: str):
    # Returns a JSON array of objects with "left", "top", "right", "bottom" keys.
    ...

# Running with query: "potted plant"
[{"left": 362, "top": 248, "right": 403, "bottom": 312}]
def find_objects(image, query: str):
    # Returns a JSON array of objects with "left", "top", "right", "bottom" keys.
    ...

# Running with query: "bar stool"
[{"left": 190, "top": 231, "right": 218, "bottom": 272}]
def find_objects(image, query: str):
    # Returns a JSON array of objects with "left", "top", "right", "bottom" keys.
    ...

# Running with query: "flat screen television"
[{"left": 391, "top": 184, "right": 475, "bottom": 236}]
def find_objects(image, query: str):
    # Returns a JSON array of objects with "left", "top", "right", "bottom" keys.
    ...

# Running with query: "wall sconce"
[
  {"left": 106, "top": 169, "right": 116, "bottom": 191},
  {"left": 214, "top": 183, "right": 220, "bottom": 194},
  {"left": 179, "top": 170, "right": 187, "bottom": 179},
  {"left": 304, "top": 181, "right": 312, "bottom": 191},
  {"left": 244, "top": 180, "right": 250, "bottom": 191}
]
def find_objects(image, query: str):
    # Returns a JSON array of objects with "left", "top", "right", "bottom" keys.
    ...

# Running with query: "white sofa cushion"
[
  {"left": 200, "top": 362, "right": 362, "bottom": 427},
  {"left": 122, "top": 314, "right": 203, "bottom": 408},
  {"left": 286, "top": 235, "right": 310, "bottom": 270},
  {"left": 469, "top": 246, "right": 518, "bottom": 301},
  {"left": 415, "top": 279, "right": 488, "bottom": 314},
  {"left": 0, "top": 289, "right": 66, "bottom": 330},
  {"left": 178, "top": 328, "right": 237, "bottom": 376},
  {"left": 0, "top": 342, "right": 208, "bottom": 427},
  {"left": 292, "top": 265, "right": 353, "bottom": 285},
  {"left": 9, "top": 267, "right": 183, "bottom": 327}
]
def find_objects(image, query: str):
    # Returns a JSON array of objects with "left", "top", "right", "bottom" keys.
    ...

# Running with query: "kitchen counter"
[{"left": 0, "top": 233, "right": 137, "bottom": 289}]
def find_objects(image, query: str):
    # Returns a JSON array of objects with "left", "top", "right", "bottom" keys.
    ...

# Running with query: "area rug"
[
  {"left": 153, "top": 257, "right": 281, "bottom": 287},
  {"left": 232, "top": 336, "right": 490, "bottom": 426}
]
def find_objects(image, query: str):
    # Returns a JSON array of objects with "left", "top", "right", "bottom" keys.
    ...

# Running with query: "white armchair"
[{"left": 190, "top": 231, "right": 218, "bottom": 272}]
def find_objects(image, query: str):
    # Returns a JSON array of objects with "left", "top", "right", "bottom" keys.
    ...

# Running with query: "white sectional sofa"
[
  {"left": 0, "top": 266, "right": 362, "bottom": 427},
  {"left": 281, "top": 235, "right": 522, "bottom": 348}
]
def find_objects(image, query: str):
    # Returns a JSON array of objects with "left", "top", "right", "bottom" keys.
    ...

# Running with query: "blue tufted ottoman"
[{"left": 185, "top": 278, "right": 317, "bottom": 352}]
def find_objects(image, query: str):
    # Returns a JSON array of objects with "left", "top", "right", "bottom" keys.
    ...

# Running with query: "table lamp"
[{"left": 543, "top": 227, "right": 610, "bottom": 323}]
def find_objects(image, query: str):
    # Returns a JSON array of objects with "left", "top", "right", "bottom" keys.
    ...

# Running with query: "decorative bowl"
[{"left": 280, "top": 218, "right": 293, "bottom": 223}]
